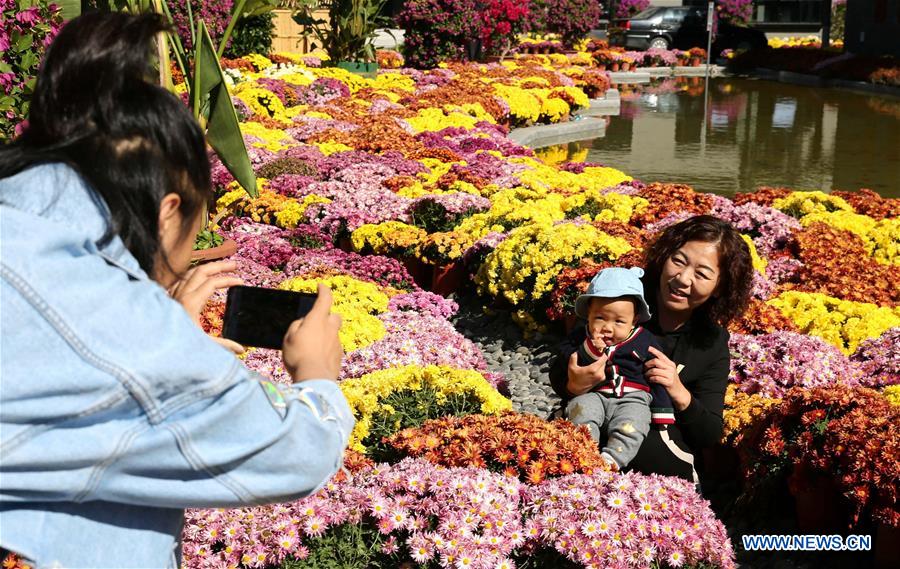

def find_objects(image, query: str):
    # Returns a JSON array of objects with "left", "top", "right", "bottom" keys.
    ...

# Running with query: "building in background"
[{"left": 844, "top": 0, "right": 900, "bottom": 56}]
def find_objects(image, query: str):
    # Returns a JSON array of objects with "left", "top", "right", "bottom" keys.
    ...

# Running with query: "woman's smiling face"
[{"left": 658, "top": 240, "right": 721, "bottom": 317}]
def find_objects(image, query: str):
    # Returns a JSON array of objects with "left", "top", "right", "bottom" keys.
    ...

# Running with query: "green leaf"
[
  {"left": 193, "top": 21, "right": 257, "bottom": 197},
  {"left": 15, "top": 33, "right": 34, "bottom": 52},
  {"left": 55, "top": 0, "right": 81, "bottom": 20},
  {"left": 19, "top": 52, "right": 37, "bottom": 72}
]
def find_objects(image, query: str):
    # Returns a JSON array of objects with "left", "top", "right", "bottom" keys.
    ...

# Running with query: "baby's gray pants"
[{"left": 565, "top": 390, "right": 653, "bottom": 468}]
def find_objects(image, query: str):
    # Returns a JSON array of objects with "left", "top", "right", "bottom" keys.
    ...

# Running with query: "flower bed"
[{"left": 173, "top": 50, "right": 899, "bottom": 567}]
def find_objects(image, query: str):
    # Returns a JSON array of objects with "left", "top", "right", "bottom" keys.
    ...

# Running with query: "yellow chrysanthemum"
[
  {"left": 772, "top": 190, "right": 853, "bottom": 218},
  {"left": 740, "top": 234, "right": 768, "bottom": 272},
  {"left": 279, "top": 275, "right": 389, "bottom": 352},
  {"left": 884, "top": 385, "right": 900, "bottom": 407},
  {"left": 351, "top": 221, "right": 428, "bottom": 256},
  {"left": 476, "top": 222, "right": 632, "bottom": 306},
  {"left": 767, "top": 291, "right": 900, "bottom": 354},
  {"left": 340, "top": 365, "right": 512, "bottom": 453}
]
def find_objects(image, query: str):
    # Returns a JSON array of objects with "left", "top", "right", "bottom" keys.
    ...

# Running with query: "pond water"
[{"left": 536, "top": 77, "right": 900, "bottom": 198}]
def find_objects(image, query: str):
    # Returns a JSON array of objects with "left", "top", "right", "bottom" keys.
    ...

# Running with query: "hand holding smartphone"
[
  {"left": 223, "top": 286, "right": 318, "bottom": 350},
  {"left": 223, "top": 284, "right": 343, "bottom": 381}
]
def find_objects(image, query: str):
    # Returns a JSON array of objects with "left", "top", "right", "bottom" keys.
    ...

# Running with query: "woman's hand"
[
  {"left": 566, "top": 352, "right": 608, "bottom": 397},
  {"left": 282, "top": 283, "right": 343, "bottom": 382},
  {"left": 645, "top": 346, "right": 692, "bottom": 411},
  {"left": 168, "top": 260, "right": 243, "bottom": 328},
  {"left": 168, "top": 260, "right": 246, "bottom": 354}
]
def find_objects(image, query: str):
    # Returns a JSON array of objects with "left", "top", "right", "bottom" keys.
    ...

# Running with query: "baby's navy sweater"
[{"left": 576, "top": 326, "right": 675, "bottom": 425}]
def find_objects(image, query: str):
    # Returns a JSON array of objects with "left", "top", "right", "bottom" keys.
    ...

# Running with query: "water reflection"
[{"left": 549, "top": 77, "right": 900, "bottom": 197}]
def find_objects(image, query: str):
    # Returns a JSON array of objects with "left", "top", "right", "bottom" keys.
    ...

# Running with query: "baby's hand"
[{"left": 589, "top": 329, "right": 606, "bottom": 350}]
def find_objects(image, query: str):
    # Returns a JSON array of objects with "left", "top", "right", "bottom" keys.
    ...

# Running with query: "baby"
[{"left": 566, "top": 267, "right": 674, "bottom": 470}]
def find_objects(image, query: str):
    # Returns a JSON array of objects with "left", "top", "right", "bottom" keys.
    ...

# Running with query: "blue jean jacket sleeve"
[
  {"left": 97, "top": 376, "right": 354, "bottom": 508},
  {"left": 1, "top": 164, "right": 355, "bottom": 512}
]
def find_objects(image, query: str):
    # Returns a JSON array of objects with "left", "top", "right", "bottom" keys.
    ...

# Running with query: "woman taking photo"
[
  {"left": 1, "top": 12, "right": 351, "bottom": 568},
  {"left": 550, "top": 215, "right": 753, "bottom": 485}
]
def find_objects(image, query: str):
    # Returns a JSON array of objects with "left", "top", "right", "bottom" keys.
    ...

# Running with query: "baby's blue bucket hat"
[{"left": 574, "top": 266, "right": 651, "bottom": 322}]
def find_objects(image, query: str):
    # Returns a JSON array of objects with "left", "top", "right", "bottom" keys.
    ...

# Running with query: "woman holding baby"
[{"left": 549, "top": 215, "right": 753, "bottom": 486}]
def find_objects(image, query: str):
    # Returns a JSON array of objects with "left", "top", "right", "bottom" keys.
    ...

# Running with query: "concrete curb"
[
  {"left": 609, "top": 65, "right": 726, "bottom": 83},
  {"left": 508, "top": 116, "right": 607, "bottom": 148},
  {"left": 575, "top": 89, "right": 621, "bottom": 117},
  {"left": 753, "top": 68, "right": 900, "bottom": 98},
  {"left": 507, "top": 90, "right": 619, "bottom": 147}
]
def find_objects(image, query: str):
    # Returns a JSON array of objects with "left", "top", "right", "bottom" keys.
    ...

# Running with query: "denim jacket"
[{"left": 0, "top": 164, "right": 355, "bottom": 568}]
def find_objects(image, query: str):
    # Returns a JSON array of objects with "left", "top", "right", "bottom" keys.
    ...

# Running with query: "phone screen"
[{"left": 223, "top": 286, "right": 318, "bottom": 350}]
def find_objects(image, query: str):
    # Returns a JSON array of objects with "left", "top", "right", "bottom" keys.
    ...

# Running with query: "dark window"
[{"left": 751, "top": 0, "right": 825, "bottom": 25}]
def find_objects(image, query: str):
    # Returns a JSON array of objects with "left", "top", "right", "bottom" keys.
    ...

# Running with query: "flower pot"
[
  {"left": 596, "top": 63, "right": 607, "bottom": 71},
  {"left": 621, "top": 62, "right": 631, "bottom": 72},
  {"left": 431, "top": 261, "right": 464, "bottom": 296},
  {"left": 690, "top": 57, "right": 701, "bottom": 67},
  {"left": 401, "top": 255, "right": 431, "bottom": 289},
  {"left": 610, "top": 62, "right": 620, "bottom": 72},
  {"left": 336, "top": 61, "right": 379, "bottom": 78},
  {"left": 875, "top": 522, "right": 900, "bottom": 569},
  {"left": 190, "top": 238, "right": 237, "bottom": 263},
  {"left": 788, "top": 463, "right": 846, "bottom": 533}
]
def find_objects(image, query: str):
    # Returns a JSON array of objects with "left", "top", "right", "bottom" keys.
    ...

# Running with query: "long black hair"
[{"left": 0, "top": 12, "right": 211, "bottom": 275}]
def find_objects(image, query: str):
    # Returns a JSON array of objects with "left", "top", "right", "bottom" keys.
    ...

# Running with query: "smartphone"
[{"left": 223, "top": 286, "right": 318, "bottom": 350}]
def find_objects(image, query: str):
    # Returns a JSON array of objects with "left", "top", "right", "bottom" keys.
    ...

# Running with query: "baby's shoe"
[{"left": 600, "top": 452, "right": 620, "bottom": 472}]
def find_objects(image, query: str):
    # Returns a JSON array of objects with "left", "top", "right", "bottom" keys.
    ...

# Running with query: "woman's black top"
[{"left": 549, "top": 313, "right": 730, "bottom": 480}]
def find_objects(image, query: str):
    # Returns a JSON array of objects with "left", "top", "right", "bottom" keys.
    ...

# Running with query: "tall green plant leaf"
[
  {"left": 55, "top": 0, "right": 81, "bottom": 20},
  {"left": 194, "top": 21, "right": 257, "bottom": 197}
]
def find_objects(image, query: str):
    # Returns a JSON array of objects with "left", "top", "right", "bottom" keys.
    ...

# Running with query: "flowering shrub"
[
  {"left": 397, "top": 0, "right": 481, "bottom": 69},
  {"left": 350, "top": 221, "right": 427, "bottom": 258},
  {"left": 850, "top": 328, "right": 900, "bottom": 388},
  {"left": 480, "top": 0, "right": 530, "bottom": 57},
  {"left": 616, "top": 0, "right": 650, "bottom": 19},
  {"left": 732, "top": 186, "right": 792, "bottom": 207},
  {"left": 284, "top": 247, "right": 420, "bottom": 291},
  {"left": 740, "top": 386, "right": 900, "bottom": 528},
  {"left": 545, "top": 250, "right": 647, "bottom": 321},
  {"left": 723, "top": 385, "right": 781, "bottom": 446},
  {"left": 832, "top": 188, "right": 900, "bottom": 221},
  {"left": 727, "top": 298, "right": 799, "bottom": 335},
  {"left": 545, "top": 0, "right": 602, "bottom": 48},
  {"left": 782, "top": 222, "right": 900, "bottom": 306},
  {"left": 716, "top": 0, "right": 753, "bottom": 26},
  {"left": 885, "top": 385, "right": 900, "bottom": 407},
  {"left": 169, "top": 0, "right": 234, "bottom": 53},
  {"left": 341, "top": 306, "right": 493, "bottom": 381},
  {"left": 339, "top": 365, "right": 511, "bottom": 454},
  {"left": 632, "top": 182, "right": 714, "bottom": 226},
  {"left": 279, "top": 275, "right": 390, "bottom": 352},
  {"left": 385, "top": 413, "right": 609, "bottom": 482},
  {"left": 523, "top": 471, "right": 737, "bottom": 569},
  {"left": 476, "top": 222, "right": 632, "bottom": 308},
  {"left": 375, "top": 49, "right": 404, "bottom": 68},
  {"left": 184, "top": 458, "right": 525, "bottom": 568},
  {"left": 767, "top": 291, "right": 900, "bottom": 354},
  {"left": 0, "top": 0, "right": 63, "bottom": 138},
  {"left": 728, "top": 331, "right": 861, "bottom": 398}
]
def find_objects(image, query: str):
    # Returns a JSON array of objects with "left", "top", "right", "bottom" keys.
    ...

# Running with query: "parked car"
[{"left": 615, "top": 6, "right": 767, "bottom": 54}]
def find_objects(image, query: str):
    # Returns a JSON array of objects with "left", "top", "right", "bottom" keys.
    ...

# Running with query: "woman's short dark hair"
[
  {"left": 643, "top": 215, "right": 753, "bottom": 328},
  {"left": 0, "top": 12, "right": 211, "bottom": 275}
]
